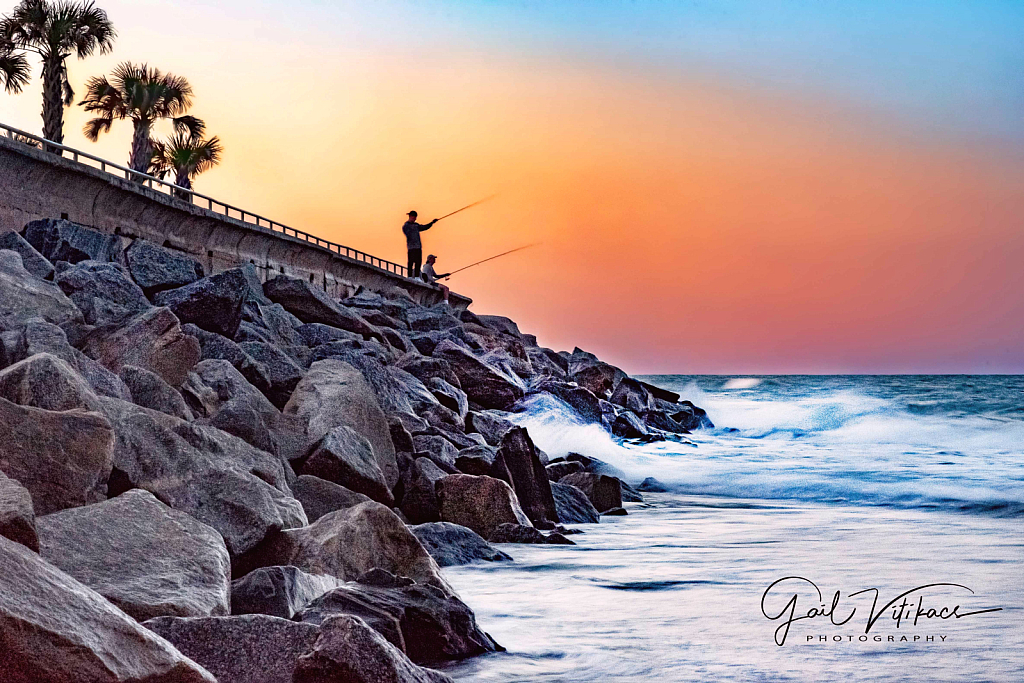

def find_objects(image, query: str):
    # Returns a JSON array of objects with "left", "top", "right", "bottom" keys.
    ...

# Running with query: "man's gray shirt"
[{"left": 403, "top": 221, "right": 431, "bottom": 250}]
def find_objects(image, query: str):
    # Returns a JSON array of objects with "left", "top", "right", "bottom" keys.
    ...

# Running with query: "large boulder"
[
  {"left": 296, "top": 322, "right": 360, "bottom": 348},
  {"left": 81, "top": 307, "right": 200, "bottom": 387},
  {"left": 0, "top": 249, "right": 81, "bottom": 328},
  {"left": 0, "top": 230, "right": 53, "bottom": 280},
  {"left": 154, "top": 268, "right": 249, "bottom": 339},
  {"left": 291, "top": 475, "right": 373, "bottom": 523},
  {"left": 398, "top": 457, "right": 447, "bottom": 524},
  {"left": 409, "top": 522, "right": 512, "bottom": 567},
  {"left": 432, "top": 340, "right": 524, "bottom": 410},
  {"left": 609, "top": 376, "right": 655, "bottom": 413},
  {"left": 55, "top": 261, "right": 152, "bottom": 326},
  {"left": 244, "top": 501, "right": 448, "bottom": 591},
  {"left": 412, "top": 434, "right": 459, "bottom": 473},
  {"left": 394, "top": 356, "right": 461, "bottom": 390},
  {"left": 435, "top": 474, "right": 531, "bottom": 538},
  {"left": 529, "top": 379, "right": 603, "bottom": 423},
  {"left": 22, "top": 217, "right": 129, "bottom": 264},
  {"left": 0, "top": 396, "right": 114, "bottom": 515},
  {"left": 0, "top": 534, "right": 216, "bottom": 683},
  {"left": 302, "top": 425, "right": 393, "bottom": 505},
  {"left": 0, "top": 472, "right": 37, "bottom": 551},
  {"left": 120, "top": 365, "right": 193, "bottom": 420},
  {"left": 559, "top": 472, "right": 623, "bottom": 513},
  {"left": 297, "top": 580, "right": 500, "bottom": 664},
  {"left": 488, "top": 523, "right": 574, "bottom": 545},
  {"left": 144, "top": 614, "right": 319, "bottom": 683},
  {"left": 425, "top": 377, "right": 468, "bottom": 418},
  {"left": 99, "top": 398, "right": 305, "bottom": 555},
  {"left": 284, "top": 359, "right": 398, "bottom": 489},
  {"left": 550, "top": 481, "right": 600, "bottom": 524},
  {"left": 264, "top": 275, "right": 382, "bottom": 341},
  {"left": 491, "top": 427, "right": 558, "bottom": 525},
  {"left": 293, "top": 614, "right": 453, "bottom": 683},
  {"left": 453, "top": 444, "right": 499, "bottom": 476},
  {"left": 238, "top": 340, "right": 305, "bottom": 409},
  {"left": 0, "top": 352, "right": 106, "bottom": 413},
  {"left": 5, "top": 319, "right": 131, "bottom": 401},
  {"left": 123, "top": 239, "right": 203, "bottom": 295},
  {"left": 37, "top": 489, "right": 231, "bottom": 621},
  {"left": 231, "top": 565, "right": 343, "bottom": 619}
]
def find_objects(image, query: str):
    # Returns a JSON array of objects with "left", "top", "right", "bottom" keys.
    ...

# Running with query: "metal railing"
[{"left": 0, "top": 121, "right": 410, "bottom": 277}]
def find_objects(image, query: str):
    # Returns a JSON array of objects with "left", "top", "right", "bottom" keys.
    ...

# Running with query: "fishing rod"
[
  {"left": 435, "top": 194, "right": 497, "bottom": 222},
  {"left": 443, "top": 243, "right": 537, "bottom": 279}
]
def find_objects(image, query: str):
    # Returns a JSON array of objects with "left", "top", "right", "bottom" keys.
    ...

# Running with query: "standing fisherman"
[{"left": 402, "top": 210, "right": 437, "bottom": 278}]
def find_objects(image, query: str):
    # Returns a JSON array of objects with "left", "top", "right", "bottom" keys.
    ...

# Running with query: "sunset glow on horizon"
[{"left": 3, "top": 1, "right": 1022, "bottom": 373}]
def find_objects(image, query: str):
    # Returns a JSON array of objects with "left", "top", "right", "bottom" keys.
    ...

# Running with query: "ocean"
[{"left": 439, "top": 376, "right": 1024, "bottom": 682}]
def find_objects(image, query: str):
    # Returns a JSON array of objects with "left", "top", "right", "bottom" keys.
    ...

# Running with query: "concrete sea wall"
[{"left": 0, "top": 136, "right": 468, "bottom": 308}]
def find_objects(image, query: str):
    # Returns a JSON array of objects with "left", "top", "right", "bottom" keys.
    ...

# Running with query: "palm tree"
[
  {"left": 79, "top": 62, "right": 203, "bottom": 174},
  {"left": 0, "top": 37, "right": 30, "bottom": 93},
  {"left": 149, "top": 131, "right": 222, "bottom": 199},
  {"left": 0, "top": 0, "right": 115, "bottom": 144}
]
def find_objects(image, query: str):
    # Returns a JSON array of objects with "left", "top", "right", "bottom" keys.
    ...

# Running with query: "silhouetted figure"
[
  {"left": 421, "top": 254, "right": 450, "bottom": 303},
  {"left": 403, "top": 210, "right": 437, "bottom": 278}
]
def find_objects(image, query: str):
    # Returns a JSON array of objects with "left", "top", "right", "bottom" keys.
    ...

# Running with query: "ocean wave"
[{"left": 510, "top": 379, "right": 1024, "bottom": 519}]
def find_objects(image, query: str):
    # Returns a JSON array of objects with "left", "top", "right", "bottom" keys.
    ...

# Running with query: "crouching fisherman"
[{"left": 421, "top": 254, "right": 450, "bottom": 303}]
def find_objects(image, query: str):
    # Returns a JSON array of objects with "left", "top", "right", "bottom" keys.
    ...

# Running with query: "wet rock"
[
  {"left": 0, "top": 472, "right": 37, "bottom": 551},
  {"left": 550, "top": 481, "right": 600, "bottom": 524},
  {"left": 0, "top": 231, "right": 53, "bottom": 280},
  {"left": 609, "top": 377, "right": 655, "bottom": 414},
  {"left": 245, "top": 501, "right": 447, "bottom": 590},
  {"left": 409, "top": 522, "right": 512, "bottom": 567},
  {"left": 81, "top": 306, "right": 200, "bottom": 387},
  {"left": 0, "top": 249, "right": 81, "bottom": 328},
  {"left": 285, "top": 359, "right": 398, "bottom": 489},
  {"left": 612, "top": 410, "right": 651, "bottom": 439},
  {"left": 292, "top": 475, "right": 373, "bottom": 523},
  {"left": 620, "top": 480, "right": 644, "bottom": 503},
  {"left": 602, "top": 507, "right": 628, "bottom": 516},
  {"left": 465, "top": 410, "right": 515, "bottom": 446},
  {"left": 293, "top": 614, "right": 453, "bottom": 683},
  {"left": 545, "top": 460, "right": 584, "bottom": 481},
  {"left": 232, "top": 565, "right": 343, "bottom": 619},
  {"left": 37, "top": 489, "right": 230, "bottom": 621},
  {"left": 22, "top": 218, "right": 129, "bottom": 264},
  {"left": 398, "top": 458, "right": 448, "bottom": 524},
  {"left": 436, "top": 474, "right": 532, "bottom": 538},
  {"left": 488, "top": 523, "right": 576, "bottom": 545},
  {"left": 529, "top": 379, "right": 603, "bottom": 423},
  {"left": 297, "top": 581, "right": 500, "bottom": 664},
  {"left": 120, "top": 365, "right": 192, "bottom": 420},
  {"left": 0, "top": 396, "right": 114, "bottom": 515},
  {"left": 56, "top": 261, "right": 152, "bottom": 325},
  {"left": 637, "top": 476, "right": 669, "bottom": 492},
  {"left": 526, "top": 346, "right": 567, "bottom": 379},
  {"left": 0, "top": 534, "right": 216, "bottom": 683},
  {"left": 432, "top": 340, "right": 525, "bottom": 410},
  {"left": 0, "top": 352, "right": 105, "bottom": 412},
  {"left": 264, "top": 275, "right": 383, "bottom": 342},
  {"left": 558, "top": 472, "right": 623, "bottom": 513},
  {"left": 239, "top": 340, "right": 305, "bottom": 409},
  {"left": 99, "top": 398, "right": 305, "bottom": 555},
  {"left": 492, "top": 427, "right": 558, "bottom": 525},
  {"left": 302, "top": 425, "right": 393, "bottom": 505},
  {"left": 154, "top": 267, "right": 249, "bottom": 338},
  {"left": 145, "top": 614, "right": 319, "bottom": 683},
  {"left": 122, "top": 239, "right": 203, "bottom": 295}
]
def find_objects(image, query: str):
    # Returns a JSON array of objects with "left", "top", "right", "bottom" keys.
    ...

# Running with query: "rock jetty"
[{"left": 0, "top": 217, "right": 711, "bottom": 682}]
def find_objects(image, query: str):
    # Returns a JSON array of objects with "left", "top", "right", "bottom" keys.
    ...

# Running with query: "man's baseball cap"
[{"left": 407, "top": 210, "right": 417, "bottom": 217}]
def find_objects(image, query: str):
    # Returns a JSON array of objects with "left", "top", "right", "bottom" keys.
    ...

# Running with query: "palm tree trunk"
[
  {"left": 173, "top": 169, "right": 192, "bottom": 201},
  {"left": 128, "top": 121, "right": 152, "bottom": 176},
  {"left": 40, "top": 56, "right": 65, "bottom": 145}
]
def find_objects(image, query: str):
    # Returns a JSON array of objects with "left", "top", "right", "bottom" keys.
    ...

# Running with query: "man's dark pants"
[{"left": 407, "top": 248, "right": 422, "bottom": 278}]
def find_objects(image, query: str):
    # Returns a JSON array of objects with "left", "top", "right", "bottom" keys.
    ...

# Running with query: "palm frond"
[
  {"left": 172, "top": 114, "right": 204, "bottom": 139},
  {"left": 0, "top": 43, "right": 30, "bottom": 93},
  {"left": 81, "top": 112, "right": 112, "bottom": 141}
]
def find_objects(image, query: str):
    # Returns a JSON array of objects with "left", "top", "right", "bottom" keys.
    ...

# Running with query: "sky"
[{"left": 2, "top": 0, "right": 1023, "bottom": 373}]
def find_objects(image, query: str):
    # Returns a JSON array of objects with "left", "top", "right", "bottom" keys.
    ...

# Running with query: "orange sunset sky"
[{"left": 3, "top": 1, "right": 1023, "bottom": 373}]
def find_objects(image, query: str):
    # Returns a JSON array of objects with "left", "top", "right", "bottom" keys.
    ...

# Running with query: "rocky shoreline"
[{"left": 0, "top": 217, "right": 711, "bottom": 683}]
